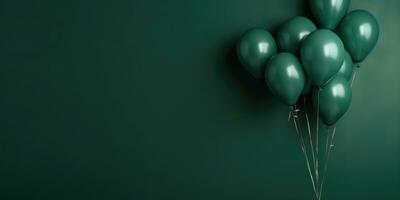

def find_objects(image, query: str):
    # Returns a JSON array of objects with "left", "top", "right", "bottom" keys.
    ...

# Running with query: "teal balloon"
[
  {"left": 276, "top": 16, "right": 317, "bottom": 54},
  {"left": 315, "top": 76, "right": 352, "bottom": 125},
  {"left": 338, "top": 10, "right": 380, "bottom": 62},
  {"left": 265, "top": 53, "right": 306, "bottom": 105},
  {"left": 337, "top": 50, "right": 354, "bottom": 81},
  {"left": 300, "top": 29, "right": 345, "bottom": 86},
  {"left": 237, "top": 29, "right": 277, "bottom": 79},
  {"left": 310, "top": 0, "right": 350, "bottom": 29}
]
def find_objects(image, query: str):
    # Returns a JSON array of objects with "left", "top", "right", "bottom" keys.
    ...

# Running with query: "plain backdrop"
[{"left": 0, "top": 0, "right": 399, "bottom": 199}]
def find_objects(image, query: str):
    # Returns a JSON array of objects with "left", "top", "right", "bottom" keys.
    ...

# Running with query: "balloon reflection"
[{"left": 323, "top": 42, "right": 339, "bottom": 59}]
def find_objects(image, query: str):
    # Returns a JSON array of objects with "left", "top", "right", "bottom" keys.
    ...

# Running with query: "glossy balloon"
[
  {"left": 315, "top": 76, "right": 352, "bottom": 125},
  {"left": 310, "top": 0, "right": 350, "bottom": 29},
  {"left": 237, "top": 29, "right": 277, "bottom": 79},
  {"left": 337, "top": 51, "right": 354, "bottom": 81},
  {"left": 338, "top": 10, "right": 380, "bottom": 62},
  {"left": 265, "top": 53, "right": 306, "bottom": 105},
  {"left": 300, "top": 29, "right": 345, "bottom": 86},
  {"left": 276, "top": 16, "right": 317, "bottom": 54}
]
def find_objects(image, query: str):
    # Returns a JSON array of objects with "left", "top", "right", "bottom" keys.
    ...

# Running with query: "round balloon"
[
  {"left": 338, "top": 10, "right": 380, "bottom": 62},
  {"left": 237, "top": 29, "right": 277, "bottom": 79},
  {"left": 337, "top": 50, "right": 354, "bottom": 81},
  {"left": 315, "top": 76, "right": 352, "bottom": 125},
  {"left": 276, "top": 16, "right": 317, "bottom": 54},
  {"left": 265, "top": 53, "right": 306, "bottom": 105},
  {"left": 300, "top": 29, "right": 345, "bottom": 86},
  {"left": 309, "top": 0, "right": 350, "bottom": 29}
]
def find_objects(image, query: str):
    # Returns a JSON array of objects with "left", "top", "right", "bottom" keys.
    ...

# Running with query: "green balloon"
[
  {"left": 315, "top": 76, "right": 352, "bottom": 125},
  {"left": 310, "top": 0, "right": 350, "bottom": 29},
  {"left": 276, "top": 16, "right": 317, "bottom": 54},
  {"left": 237, "top": 29, "right": 277, "bottom": 79},
  {"left": 300, "top": 29, "right": 345, "bottom": 86},
  {"left": 337, "top": 50, "right": 354, "bottom": 81},
  {"left": 265, "top": 53, "right": 306, "bottom": 105},
  {"left": 338, "top": 10, "right": 380, "bottom": 62}
]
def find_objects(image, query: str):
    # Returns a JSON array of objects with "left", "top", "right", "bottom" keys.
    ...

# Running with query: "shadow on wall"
[
  {"left": 222, "top": 35, "right": 277, "bottom": 112},
  {"left": 219, "top": 4, "right": 314, "bottom": 113},
  {"left": 218, "top": 0, "right": 320, "bottom": 126}
]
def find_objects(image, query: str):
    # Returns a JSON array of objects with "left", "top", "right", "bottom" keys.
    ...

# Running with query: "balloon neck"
[
  {"left": 287, "top": 105, "right": 300, "bottom": 122},
  {"left": 288, "top": 106, "right": 294, "bottom": 121},
  {"left": 354, "top": 62, "right": 362, "bottom": 68},
  {"left": 318, "top": 79, "right": 329, "bottom": 88}
]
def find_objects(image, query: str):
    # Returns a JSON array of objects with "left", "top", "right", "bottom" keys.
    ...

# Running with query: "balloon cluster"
[
  {"left": 237, "top": 1, "right": 379, "bottom": 199},
  {"left": 237, "top": 1, "right": 379, "bottom": 125}
]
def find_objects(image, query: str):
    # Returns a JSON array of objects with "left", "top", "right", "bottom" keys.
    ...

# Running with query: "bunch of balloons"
[{"left": 236, "top": 0, "right": 379, "bottom": 199}]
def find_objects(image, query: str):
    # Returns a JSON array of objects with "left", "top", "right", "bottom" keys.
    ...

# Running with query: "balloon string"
[
  {"left": 316, "top": 65, "right": 356, "bottom": 199},
  {"left": 351, "top": 67, "right": 358, "bottom": 88},
  {"left": 319, "top": 126, "right": 336, "bottom": 199},
  {"left": 291, "top": 105, "right": 318, "bottom": 199},
  {"left": 316, "top": 88, "right": 321, "bottom": 197},
  {"left": 325, "top": 126, "right": 330, "bottom": 159},
  {"left": 317, "top": 64, "right": 359, "bottom": 198},
  {"left": 318, "top": 64, "right": 356, "bottom": 198},
  {"left": 304, "top": 96, "right": 317, "bottom": 181}
]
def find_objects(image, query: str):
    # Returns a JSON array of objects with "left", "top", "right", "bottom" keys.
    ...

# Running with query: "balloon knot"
[{"left": 288, "top": 105, "right": 300, "bottom": 121}]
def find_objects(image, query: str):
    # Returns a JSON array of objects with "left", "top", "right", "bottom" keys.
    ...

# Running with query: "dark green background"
[{"left": 0, "top": 0, "right": 399, "bottom": 199}]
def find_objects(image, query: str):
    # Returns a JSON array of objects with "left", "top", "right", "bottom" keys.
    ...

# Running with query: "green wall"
[{"left": 1, "top": 0, "right": 399, "bottom": 199}]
